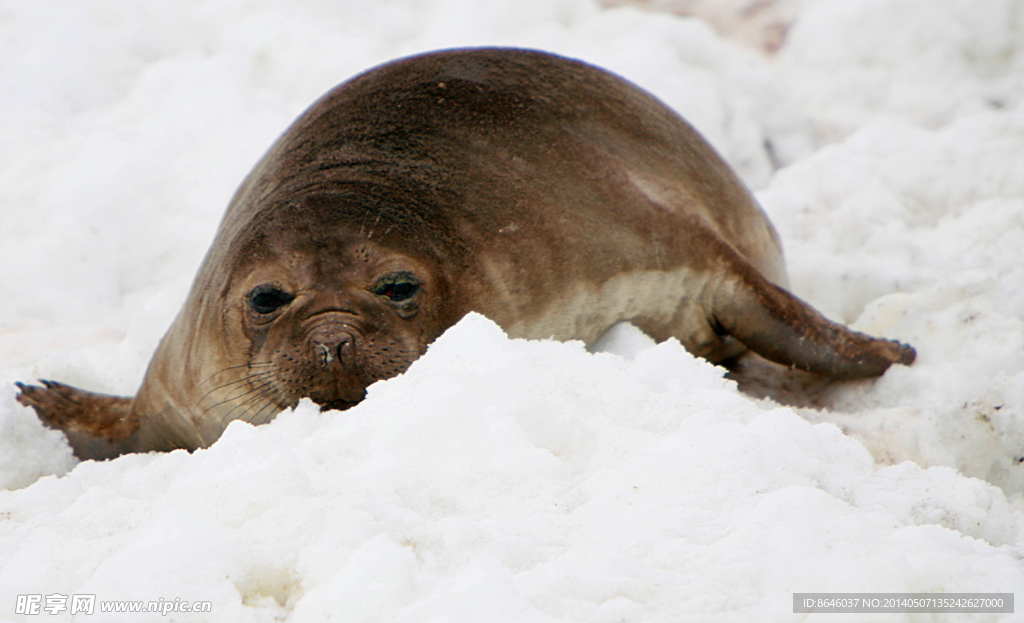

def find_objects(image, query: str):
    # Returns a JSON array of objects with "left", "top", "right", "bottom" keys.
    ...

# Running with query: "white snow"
[{"left": 1, "top": 0, "right": 1023, "bottom": 621}]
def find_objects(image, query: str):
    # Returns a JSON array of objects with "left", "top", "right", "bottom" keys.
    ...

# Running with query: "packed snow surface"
[{"left": 1, "top": 0, "right": 1023, "bottom": 621}]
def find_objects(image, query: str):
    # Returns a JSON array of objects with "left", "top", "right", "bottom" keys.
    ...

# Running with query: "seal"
[{"left": 17, "top": 48, "right": 915, "bottom": 460}]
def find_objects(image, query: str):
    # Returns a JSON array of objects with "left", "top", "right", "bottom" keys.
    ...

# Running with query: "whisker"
[
  {"left": 195, "top": 371, "right": 276, "bottom": 409},
  {"left": 235, "top": 383, "right": 287, "bottom": 426},
  {"left": 198, "top": 362, "right": 272, "bottom": 389},
  {"left": 252, "top": 389, "right": 289, "bottom": 426},
  {"left": 201, "top": 377, "right": 274, "bottom": 422},
  {"left": 214, "top": 377, "right": 282, "bottom": 427},
  {"left": 195, "top": 368, "right": 276, "bottom": 409}
]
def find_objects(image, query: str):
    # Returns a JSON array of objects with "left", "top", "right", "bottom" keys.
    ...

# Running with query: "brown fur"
[{"left": 17, "top": 48, "right": 914, "bottom": 460}]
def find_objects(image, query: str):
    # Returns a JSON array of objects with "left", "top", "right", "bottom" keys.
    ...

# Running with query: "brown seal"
[{"left": 16, "top": 48, "right": 915, "bottom": 460}]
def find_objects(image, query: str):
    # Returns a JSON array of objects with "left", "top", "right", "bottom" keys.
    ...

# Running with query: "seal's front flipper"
[
  {"left": 15, "top": 380, "right": 139, "bottom": 460},
  {"left": 713, "top": 271, "right": 916, "bottom": 379}
]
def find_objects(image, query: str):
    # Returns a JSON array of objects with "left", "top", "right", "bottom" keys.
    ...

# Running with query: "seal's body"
[{"left": 17, "top": 48, "right": 914, "bottom": 459}]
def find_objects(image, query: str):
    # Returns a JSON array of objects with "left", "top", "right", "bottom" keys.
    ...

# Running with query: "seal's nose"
[{"left": 310, "top": 330, "right": 355, "bottom": 368}]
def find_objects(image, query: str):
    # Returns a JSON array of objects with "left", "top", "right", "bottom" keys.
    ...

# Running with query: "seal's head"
[{"left": 190, "top": 189, "right": 470, "bottom": 424}]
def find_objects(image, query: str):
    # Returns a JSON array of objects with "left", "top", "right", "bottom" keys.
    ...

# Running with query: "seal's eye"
[
  {"left": 372, "top": 273, "right": 420, "bottom": 302},
  {"left": 247, "top": 285, "right": 295, "bottom": 315}
]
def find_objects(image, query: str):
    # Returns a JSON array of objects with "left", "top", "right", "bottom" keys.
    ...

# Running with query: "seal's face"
[{"left": 226, "top": 224, "right": 445, "bottom": 416}]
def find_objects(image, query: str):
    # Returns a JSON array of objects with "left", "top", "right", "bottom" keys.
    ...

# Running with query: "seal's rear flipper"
[
  {"left": 713, "top": 272, "right": 916, "bottom": 379},
  {"left": 15, "top": 380, "right": 139, "bottom": 460}
]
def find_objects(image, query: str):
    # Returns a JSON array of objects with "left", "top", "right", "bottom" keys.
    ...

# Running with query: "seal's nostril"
[
  {"left": 315, "top": 342, "right": 333, "bottom": 366},
  {"left": 336, "top": 335, "right": 357, "bottom": 367},
  {"left": 311, "top": 331, "right": 355, "bottom": 368}
]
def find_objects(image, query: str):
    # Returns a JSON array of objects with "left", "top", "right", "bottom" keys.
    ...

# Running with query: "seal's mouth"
[{"left": 318, "top": 398, "right": 362, "bottom": 412}]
